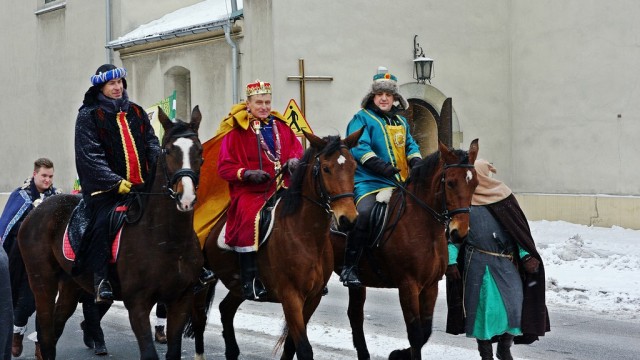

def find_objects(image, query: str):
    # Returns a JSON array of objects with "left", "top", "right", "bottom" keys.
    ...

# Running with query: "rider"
[
  {"left": 217, "top": 80, "right": 303, "bottom": 300},
  {"left": 74, "top": 64, "right": 215, "bottom": 303},
  {"left": 341, "top": 67, "right": 422, "bottom": 287}
]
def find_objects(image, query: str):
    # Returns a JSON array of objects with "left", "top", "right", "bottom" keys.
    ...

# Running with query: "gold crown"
[{"left": 246, "top": 80, "right": 272, "bottom": 97}]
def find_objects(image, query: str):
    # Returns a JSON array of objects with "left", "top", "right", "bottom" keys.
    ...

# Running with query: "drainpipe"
[
  {"left": 105, "top": 0, "right": 113, "bottom": 64},
  {"left": 224, "top": 22, "right": 239, "bottom": 104}
]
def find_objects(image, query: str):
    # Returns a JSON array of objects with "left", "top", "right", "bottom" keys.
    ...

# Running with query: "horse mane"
[
  {"left": 280, "top": 135, "right": 343, "bottom": 217},
  {"left": 408, "top": 146, "right": 471, "bottom": 185},
  {"left": 161, "top": 119, "right": 194, "bottom": 146}
]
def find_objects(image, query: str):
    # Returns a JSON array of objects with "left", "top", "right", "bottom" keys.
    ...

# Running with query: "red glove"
[
  {"left": 522, "top": 255, "right": 540, "bottom": 274},
  {"left": 446, "top": 264, "right": 461, "bottom": 280}
]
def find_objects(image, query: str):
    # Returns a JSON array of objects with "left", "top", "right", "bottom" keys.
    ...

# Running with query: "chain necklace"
[{"left": 252, "top": 115, "right": 282, "bottom": 172}]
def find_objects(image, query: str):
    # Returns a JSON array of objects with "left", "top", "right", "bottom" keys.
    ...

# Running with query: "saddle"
[
  {"left": 63, "top": 198, "right": 130, "bottom": 263},
  {"left": 330, "top": 188, "right": 393, "bottom": 248}
]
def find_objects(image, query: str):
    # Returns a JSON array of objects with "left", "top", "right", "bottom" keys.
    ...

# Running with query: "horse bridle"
[
  {"left": 159, "top": 129, "right": 201, "bottom": 200},
  {"left": 305, "top": 145, "right": 355, "bottom": 214},
  {"left": 392, "top": 162, "right": 475, "bottom": 226}
]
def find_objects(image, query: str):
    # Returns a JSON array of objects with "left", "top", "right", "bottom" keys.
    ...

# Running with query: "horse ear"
[
  {"left": 468, "top": 138, "right": 479, "bottom": 165},
  {"left": 344, "top": 126, "right": 364, "bottom": 149},
  {"left": 303, "top": 130, "right": 327, "bottom": 149},
  {"left": 438, "top": 141, "right": 457, "bottom": 164},
  {"left": 190, "top": 105, "right": 202, "bottom": 134},
  {"left": 157, "top": 106, "right": 173, "bottom": 132}
]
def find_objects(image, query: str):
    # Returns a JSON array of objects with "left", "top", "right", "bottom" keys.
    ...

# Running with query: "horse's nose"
[{"left": 337, "top": 215, "right": 356, "bottom": 232}]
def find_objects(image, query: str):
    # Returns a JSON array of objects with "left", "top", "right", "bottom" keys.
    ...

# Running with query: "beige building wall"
[{"left": 2, "top": 0, "right": 640, "bottom": 229}]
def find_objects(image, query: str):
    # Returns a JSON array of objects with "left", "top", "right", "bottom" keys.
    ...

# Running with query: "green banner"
[{"left": 146, "top": 90, "right": 177, "bottom": 140}]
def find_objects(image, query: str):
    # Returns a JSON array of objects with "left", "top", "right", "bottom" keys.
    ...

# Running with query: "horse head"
[
  {"left": 157, "top": 105, "right": 203, "bottom": 212},
  {"left": 300, "top": 127, "right": 363, "bottom": 231},
  {"left": 439, "top": 138, "right": 479, "bottom": 242}
]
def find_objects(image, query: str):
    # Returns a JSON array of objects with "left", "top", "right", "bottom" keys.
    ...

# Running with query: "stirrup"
[
  {"left": 242, "top": 279, "right": 267, "bottom": 300},
  {"left": 96, "top": 280, "right": 114, "bottom": 303},
  {"left": 340, "top": 267, "right": 363, "bottom": 288},
  {"left": 199, "top": 267, "right": 217, "bottom": 285}
]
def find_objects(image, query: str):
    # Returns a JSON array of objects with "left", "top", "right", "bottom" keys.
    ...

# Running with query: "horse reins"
[{"left": 304, "top": 145, "right": 355, "bottom": 214}]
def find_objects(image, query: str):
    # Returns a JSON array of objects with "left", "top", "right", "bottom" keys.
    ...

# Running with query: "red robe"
[{"left": 217, "top": 118, "right": 303, "bottom": 251}]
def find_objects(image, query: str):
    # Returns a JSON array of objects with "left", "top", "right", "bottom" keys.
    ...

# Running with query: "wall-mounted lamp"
[{"left": 413, "top": 35, "right": 434, "bottom": 84}]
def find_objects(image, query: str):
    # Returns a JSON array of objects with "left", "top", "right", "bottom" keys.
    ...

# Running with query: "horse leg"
[
  {"left": 418, "top": 284, "right": 438, "bottom": 346},
  {"left": 389, "top": 283, "right": 423, "bottom": 360},
  {"left": 347, "top": 287, "right": 371, "bottom": 360},
  {"left": 190, "top": 282, "right": 216, "bottom": 360},
  {"left": 165, "top": 292, "right": 194, "bottom": 360},
  {"left": 219, "top": 292, "right": 243, "bottom": 360},
  {"left": 279, "top": 292, "right": 312, "bottom": 360},
  {"left": 52, "top": 277, "right": 82, "bottom": 340},
  {"left": 24, "top": 258, "right": 61, "bottom": 360},
  {"left": 125, "top": 299, "right": 158, "bottom": 360}
]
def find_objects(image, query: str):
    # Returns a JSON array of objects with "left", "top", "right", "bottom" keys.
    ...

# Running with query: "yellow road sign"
[{"left": 282, "top": 99, "right": 313, "bottom": 136}]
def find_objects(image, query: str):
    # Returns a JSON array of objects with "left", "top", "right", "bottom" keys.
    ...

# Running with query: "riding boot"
[
  {"left": 496, "top": 334, "right": 514, "bottom": 360},
  {"left": 340, "top": 228, "right": 365, "bottom": 287},
  {"left": 477, "top": 339, "right": 494, "bottom": 360},
  {"left": 198, "top": 266, "right": 217, "bottom": 285},
  {"left": 238, "top": 252, "right": 267, "bottom": 300},
  {"left": 94, "top": 266, "right": 113, "bottom": 303}
]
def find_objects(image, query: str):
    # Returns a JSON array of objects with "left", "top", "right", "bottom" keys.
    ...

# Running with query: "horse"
[
  {"left": 187, "top": 128, "right": 364, "bottom": 360},
  {"left": 18, "top": 106, "right": 205, "bottom": 360},
  {"left": 331, "top": 139, "right": 479, "bottom": 360}
]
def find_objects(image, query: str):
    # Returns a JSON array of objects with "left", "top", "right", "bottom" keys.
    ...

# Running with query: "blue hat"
[{"left": 90, "top": 64, "right": 127, "bottom": 88}]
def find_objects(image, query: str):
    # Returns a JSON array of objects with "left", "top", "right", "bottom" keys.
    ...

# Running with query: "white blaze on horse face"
[
  {"left": 337, "top": 155, "right": 346, "bottom": 165},
  {"left": 466, "top": 170, "right": 473, "bottom": 184},
  {"left": 174, "top": 137, "right": 196, "bottom": 211}
]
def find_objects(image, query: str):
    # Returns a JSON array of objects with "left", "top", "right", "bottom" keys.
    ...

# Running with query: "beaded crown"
[{"left": 246, "top": 80, "right": 272, "bottom": 97}]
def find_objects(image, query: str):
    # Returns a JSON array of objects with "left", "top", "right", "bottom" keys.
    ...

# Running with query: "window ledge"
[{"left": 35, "top": 2, "right": 66, "bottom": 16}]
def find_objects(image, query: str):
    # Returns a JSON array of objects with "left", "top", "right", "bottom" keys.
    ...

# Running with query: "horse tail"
[
  {"left": 183, "top": 279, "right": 217, "bottom": 338},
  {"left": 274, "top": 323, "right": 289, "bottom": 355}
]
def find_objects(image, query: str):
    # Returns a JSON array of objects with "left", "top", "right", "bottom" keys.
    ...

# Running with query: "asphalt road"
[{"left": 17, "top": 277, "right": 640, "bottom": 359}]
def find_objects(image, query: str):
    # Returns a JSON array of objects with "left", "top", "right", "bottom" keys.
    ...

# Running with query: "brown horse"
[
  {"left": 331, "top": 139, "right": 479, "bottom": 360},
  {"left": 188, "top": 129, "right": 364, "bottom": 360},
  {"left": 18, "top": 107, "right": 205, "bottom": 360}
]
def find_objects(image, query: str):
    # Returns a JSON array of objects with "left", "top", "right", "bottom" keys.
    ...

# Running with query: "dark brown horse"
[
  {"left": 18, "top": 107, "right": 205, "bottom": 360},
  {"left": 188, "top": 129, "right": 364, "bottom": 360},
  {"left": 331, "top": 139, "right": 479, "bottom": 360}
]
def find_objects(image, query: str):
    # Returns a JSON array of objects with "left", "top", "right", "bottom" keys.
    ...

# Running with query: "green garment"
[{"left": 471, "top": 265, "right": 523, "bottom": 340}]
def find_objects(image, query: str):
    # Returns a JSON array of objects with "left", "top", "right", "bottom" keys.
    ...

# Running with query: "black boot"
[
  {"left": 238, "top": 252, "right": 267, "bottom": 300},
  {"left": 496, "top": 334, "right": 514, "bottom": 360},
  {"left": 94, "top": 266, "right": 113, "bottom": 303},
  {"left": 477, "top": 339, "right": 494, "bottom": 360},
  {"left": 339, "top": 228, "right": 365, "bottom": 287},
  {"left": 198, "top": 267, "right": 216, "bottom": 285}
]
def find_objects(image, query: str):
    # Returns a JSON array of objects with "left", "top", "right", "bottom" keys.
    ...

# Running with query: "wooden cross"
[{"left": 286, "top": 58, "right": 333, "bottom": 116}]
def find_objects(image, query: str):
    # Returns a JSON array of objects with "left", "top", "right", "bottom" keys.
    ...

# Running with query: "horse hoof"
[
  {"left": 388, "top": 348, "right": 410, "bottom": 360},
  {"left": 80, "top": 321, "right": 94, "bottom": 349},
  {"left": 94, "top": 342, "right": 108, "bottom": 355},
  {"left": 194, "top": 353, "right": 206, "bottom": 360}
]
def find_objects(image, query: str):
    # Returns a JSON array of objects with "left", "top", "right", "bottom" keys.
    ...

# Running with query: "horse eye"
[
  {"left": 322, "top": 166, "right": 330, "bottom": 173},
  {"left": 446, "top": 180, "right": 456, "bottom": 188}
]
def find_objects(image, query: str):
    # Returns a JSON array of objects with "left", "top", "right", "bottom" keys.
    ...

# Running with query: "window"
[
  {"left": 36, "top": 0, "right": 66, "bottom": 15},
  {"left": 164, "top": 66, "right": 191, "bottom": 121}
]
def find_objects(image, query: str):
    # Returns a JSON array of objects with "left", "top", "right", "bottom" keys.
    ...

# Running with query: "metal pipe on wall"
[
  {"left": 106, "top": 0, "right": 113, "bottom": 64},
  {"left": 224, "top": 23, "right": 238, "bottom": 104}
]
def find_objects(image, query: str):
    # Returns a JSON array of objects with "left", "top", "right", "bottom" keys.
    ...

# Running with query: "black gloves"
[
  {"left": 522, "top": 255, "right": 540, "bottom": 274},
  {"left": 243, "top": 169, "right": 271, "bottom": 184},
  {"left": 409, "top": 157, "right": 421, "bottom": 168},
  {"left": 445, "top": 264, "right": 461, "bottom": 279},
  {"left": 363, "top": 157, "right": 400, "bottom": 179}
]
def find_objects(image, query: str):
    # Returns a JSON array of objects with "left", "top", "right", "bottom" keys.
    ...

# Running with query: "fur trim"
[{"left": 360, "top": 79, "right": 409, "bottom": 109}]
